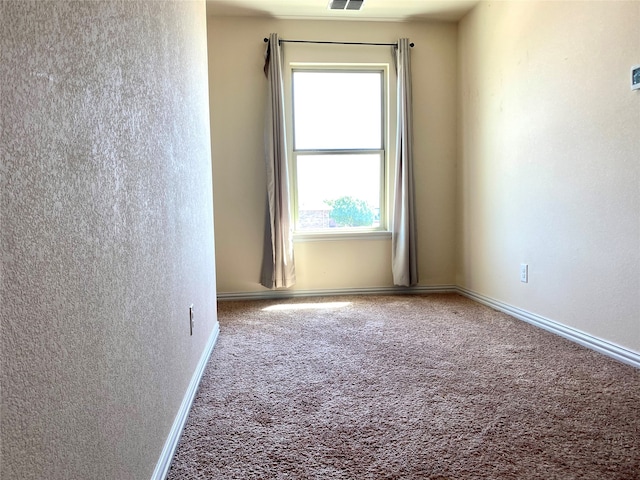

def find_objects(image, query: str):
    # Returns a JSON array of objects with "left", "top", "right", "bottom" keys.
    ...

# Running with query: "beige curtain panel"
[
  {"left": 260, "top": 33, "right": 296, "bottom": 289},
  {"left": 392, "top": 38, "right": 418, "bottom": 286}
]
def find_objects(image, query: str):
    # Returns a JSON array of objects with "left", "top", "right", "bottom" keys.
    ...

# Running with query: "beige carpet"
[{"left": 167, "top": 294, "right": 639, "bottom": 479}]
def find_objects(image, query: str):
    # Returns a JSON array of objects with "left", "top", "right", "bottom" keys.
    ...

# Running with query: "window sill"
[{"left": 293, "top": 230, "right": 392, "bottom": 243}]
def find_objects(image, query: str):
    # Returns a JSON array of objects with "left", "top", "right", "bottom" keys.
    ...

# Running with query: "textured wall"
[
  {"left": 1, "top": 1, "right": 217, "bottom": 479},
  {"left": 209, "top": 16, "right": 458, "bottom": 293},
  {"left": 458, "top": 1, "right": 640, "bottom": 352}
]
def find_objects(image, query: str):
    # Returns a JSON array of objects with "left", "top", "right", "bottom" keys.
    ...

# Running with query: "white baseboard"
[
  {"left": 217, "top": 284, "right": 457, "bottom": 301},
  {"left": 151, "top": 322, "right": 220, "bottom": 480},
  {"left": 457, "top": 287, "right": 640, "bottom": 369}
]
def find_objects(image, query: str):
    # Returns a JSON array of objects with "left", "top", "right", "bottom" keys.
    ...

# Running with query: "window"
[{"left": 291, "top": 67, "right": 387, "bottom": 234}]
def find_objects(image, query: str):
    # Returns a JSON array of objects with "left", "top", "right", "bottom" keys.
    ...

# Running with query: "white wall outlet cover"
[
  {"left": 520, "top": 263, "right": 529, "bottom": 283},
  {"left": 632, "top": 65, "right": 640, "bottom": 91}
]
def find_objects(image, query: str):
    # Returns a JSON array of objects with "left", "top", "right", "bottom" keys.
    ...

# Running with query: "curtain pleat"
[
  {"left": 260, "top": 33, "right": 296, "bottom": 289},
  {"left": 391, "top": 38, "right": 418, "bottom": 287}
]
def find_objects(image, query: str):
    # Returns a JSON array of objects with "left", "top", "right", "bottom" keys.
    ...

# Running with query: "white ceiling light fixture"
[{"left": 329, "top": 0, "right": 364, "bottom": 11}]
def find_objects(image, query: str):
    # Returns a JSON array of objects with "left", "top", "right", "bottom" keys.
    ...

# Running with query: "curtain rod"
[{"left": 263, "top": 38, "right": 414, "bottom": 48}]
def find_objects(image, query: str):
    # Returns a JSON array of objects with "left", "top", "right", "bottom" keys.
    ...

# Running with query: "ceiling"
[{"left": 206, "top": 0, "right": 480, "bottom": 22}]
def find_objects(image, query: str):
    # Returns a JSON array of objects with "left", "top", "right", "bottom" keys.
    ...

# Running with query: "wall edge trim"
[
  {"left": 150, "top": 322, "right": 221, "bottom": 480},
  {"left": 456, "top": 287, "right": 640, "bottom": 369},
  {"left": 216, "top": 285, "right": 458, "bottom": 301}
]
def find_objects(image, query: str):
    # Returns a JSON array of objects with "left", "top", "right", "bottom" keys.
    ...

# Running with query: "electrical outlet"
[
  {"left": 520, "top": 264, "right": 528, "bottom": 283},
  {"left": 189, "top": 305, "right": 194, "bottom": 335}
]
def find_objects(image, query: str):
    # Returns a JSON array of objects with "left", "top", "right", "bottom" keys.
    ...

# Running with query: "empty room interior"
[{"left": 1, "top": 0, "right": 639, "bottom": 479}]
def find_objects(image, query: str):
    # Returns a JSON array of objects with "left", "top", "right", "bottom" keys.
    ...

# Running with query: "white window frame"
[{"left": 287, "top": 63, "right": 391, "bottom": 241}]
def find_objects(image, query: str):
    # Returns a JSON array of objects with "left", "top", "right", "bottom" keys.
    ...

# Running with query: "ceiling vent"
[{"left": 329, "top": 0, "right": 364, "bottom": 11}]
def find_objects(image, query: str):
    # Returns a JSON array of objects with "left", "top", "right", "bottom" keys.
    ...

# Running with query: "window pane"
[
  {"left": 296, "top": 154, "right": 381, "bottom": 230},
  {"left": 293, "top": 71, "right": 382, "bottom": 150}
]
